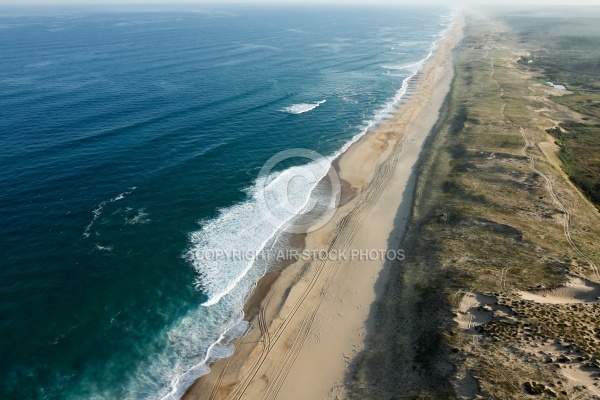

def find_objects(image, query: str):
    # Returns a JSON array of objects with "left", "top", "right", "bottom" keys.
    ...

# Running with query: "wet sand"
[{"left": 183, "top": 15, "right": 464, "bottom": 400}]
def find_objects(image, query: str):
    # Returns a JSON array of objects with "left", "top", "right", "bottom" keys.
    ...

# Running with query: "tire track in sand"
[
  {"left": 261, "top": 107, "right": 418, "bottom": 400},
  {"left": 519, "top": 127, "right": 600, "bottom": 281},
  {"left": 224, "top": 101, "right": 420, "bottom": 400},
  {"left": 488, "top": 55, "right": 599, "bottom": 282}
]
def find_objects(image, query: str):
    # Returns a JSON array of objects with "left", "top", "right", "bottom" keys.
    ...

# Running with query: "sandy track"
[
  {"left": 486, "top": 50, "right": 599, "bottom": 283},
  {"left": 183, "top": 16, "right": 465, "bottom": 400}
]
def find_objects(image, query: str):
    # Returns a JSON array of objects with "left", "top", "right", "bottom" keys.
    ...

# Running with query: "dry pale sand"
[
  {"left": 519, "top": 276, "right": 600, "bottom": 305},
  {"left": 183, "top": 16, "right": 465, "bottom": 400}
]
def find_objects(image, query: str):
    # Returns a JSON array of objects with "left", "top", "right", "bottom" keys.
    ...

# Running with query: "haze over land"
[{"left": 3, "top": 0, "right": 600, "bottom": 5}]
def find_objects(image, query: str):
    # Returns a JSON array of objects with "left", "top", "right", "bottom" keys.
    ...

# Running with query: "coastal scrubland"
[
  {"left": 183, "top": 10, "right": 600, "bottom": 400},
  {"left": 349, "top": 10, "right": 600, "bottom": 399},
  {"left": 507, "top": 10, "right": 600, "bottom": 208}
]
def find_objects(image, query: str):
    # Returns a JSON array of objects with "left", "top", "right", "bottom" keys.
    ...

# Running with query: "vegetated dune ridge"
[
  {"left": 182, "top": 15, "right": 465, "bottom": 400},
  {"left": 348, "top": 10, "right": 600, "bottom": 399}
]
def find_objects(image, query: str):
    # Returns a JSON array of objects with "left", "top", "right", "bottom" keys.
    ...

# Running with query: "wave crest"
[{"left": 281, "top": 100, "right": 326, "bottom": 114}]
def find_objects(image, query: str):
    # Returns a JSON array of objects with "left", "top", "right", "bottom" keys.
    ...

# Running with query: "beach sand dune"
[{"left": 183, "top": 16, "right": 465, "bottom": 400}]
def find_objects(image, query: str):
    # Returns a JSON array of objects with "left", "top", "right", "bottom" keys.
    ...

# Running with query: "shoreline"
[{"left": 182, "top": 15, "right": 464, "bottom": 400}]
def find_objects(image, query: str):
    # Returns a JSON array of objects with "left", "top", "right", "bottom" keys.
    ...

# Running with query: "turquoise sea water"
[{"left": 0, "top": 5, "right": 452, "bottom": 399}]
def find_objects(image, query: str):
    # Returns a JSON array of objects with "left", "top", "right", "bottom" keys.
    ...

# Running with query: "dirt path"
[{"left": 487, "top": 53, "right": 600, "bottom": 283}]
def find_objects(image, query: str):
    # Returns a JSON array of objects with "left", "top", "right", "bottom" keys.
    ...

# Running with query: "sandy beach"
[{"left": 183, "top": 16, "right": 464, "bottom": 400}]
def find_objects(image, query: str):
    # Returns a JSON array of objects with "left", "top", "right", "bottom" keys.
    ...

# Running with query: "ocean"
[{"left": 0, "top": 5, "right": 452, "bottom": 399}]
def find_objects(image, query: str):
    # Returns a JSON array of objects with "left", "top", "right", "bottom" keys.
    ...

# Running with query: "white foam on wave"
[
  {"left": 125, "top": 208, "right": 150, "bottom": 225},
  {"left": 158, "top": 144, "right": 337, "bottom": 400},
  {"left": 382, "top": 59, "right": 425, "bottom": 73},
  {"left": 188, "top": 157, "right": 332, "bottom": 307},
  {"left": 97, "top": 293, "right": 255, "bottom": 400},
  {"left": 95, "top": 244, "right": 113, "bottom": 252},
  {"left": 381, "top": 21, "right": 451, "bottom": 77},
  {"left": 83, "top": 187, "right": 136, "bottom": 238},
  {"left": 157, "top": 15, "right": 458, "bottom": 400},
  {"left": 281, "top": 100, "right": 326, "bottom": 114},
  {"left": 157, "top": 317, "right": 251, "bottom": 400}
]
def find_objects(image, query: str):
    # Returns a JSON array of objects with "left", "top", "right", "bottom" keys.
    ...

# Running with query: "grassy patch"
[
  {"left": 547, "top": 123, "right": 600, "bottom": 206},
  {"left": 502, "top": 14, "right": 600, "bottom": 91},
  {"left": 500, "top": 12, "right": 600, "bottom": 209},
  {"left": 348, "top": 12, "right": 600, "bottom": 400},
  {"left": 551, "top": 92, "right": 600, "bottom": 119}
]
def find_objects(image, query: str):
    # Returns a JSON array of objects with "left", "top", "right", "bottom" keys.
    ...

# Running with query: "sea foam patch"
[
  {"left": 187, "top": 156, "right": 332, "bottom": 307},
  {"left": 170, "top": 16, "right": 450, "bottom": 398},
  {"left": 83, "top": 187, "right": 136, "bottom": 238},
  {"left": 281, "top": 100, "right": 326, "bottom": 114}
]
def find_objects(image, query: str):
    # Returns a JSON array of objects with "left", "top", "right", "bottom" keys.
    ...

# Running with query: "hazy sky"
[{"left": 4, "top": 0, "right": 600, "bottom": 4}]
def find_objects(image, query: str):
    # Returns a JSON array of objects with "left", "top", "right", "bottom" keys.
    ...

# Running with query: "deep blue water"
[{"left": 0, "top": 5, "right": 451, "bottom": 399}]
